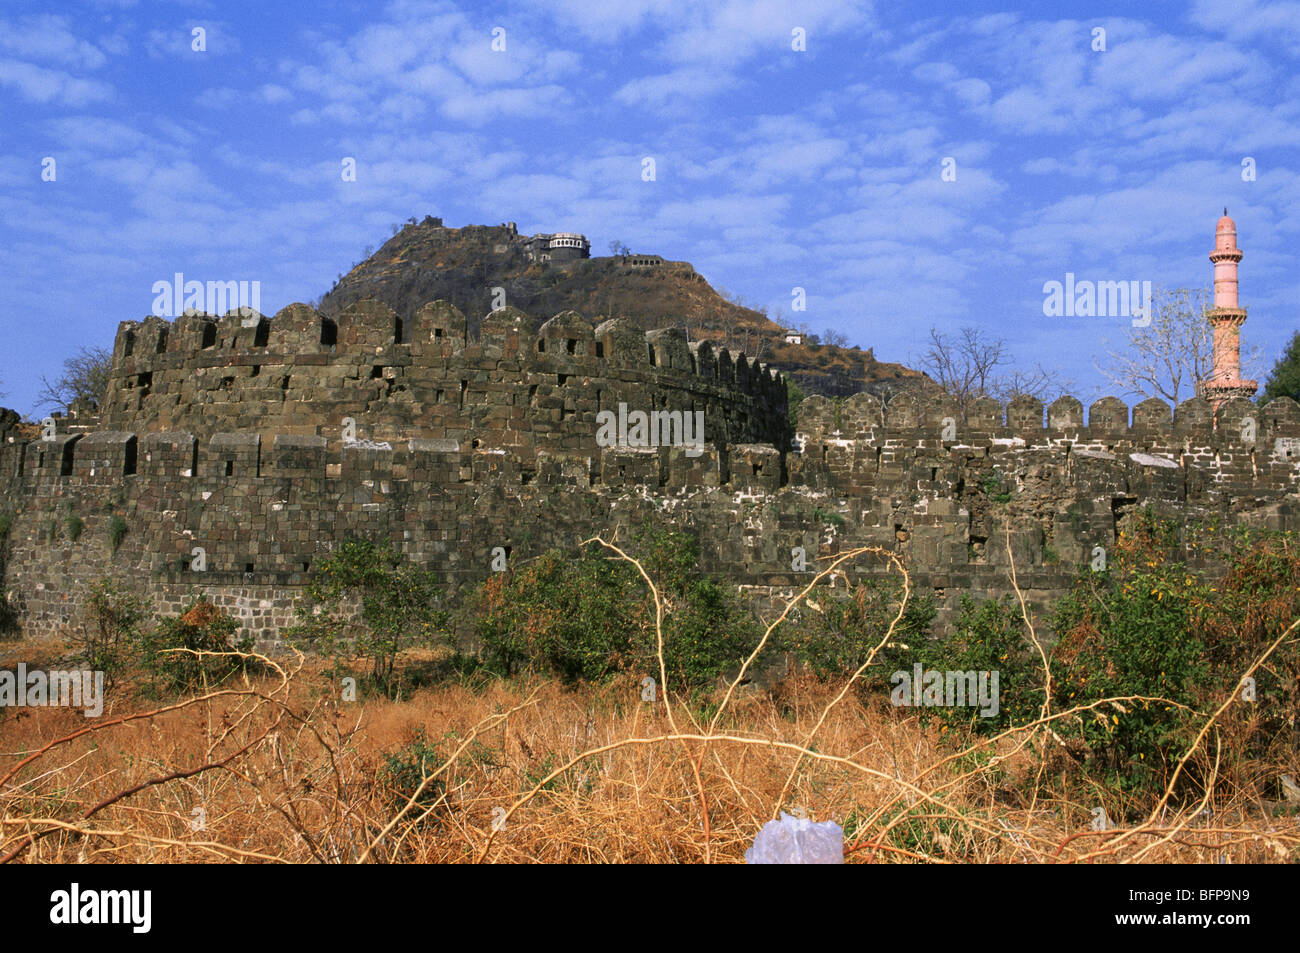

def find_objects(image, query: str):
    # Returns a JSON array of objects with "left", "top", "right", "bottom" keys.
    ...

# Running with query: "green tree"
[
  {"left": 473, "top": 529, "right": 760, "bottom": 692},
  {"left": 1261, "top": 330, "right": 1300, "bottom": 404},
  {"left": 136, "top": 599, "right": 252, "bottom": 695},
  {"left": 286, "top": 539, "right": 447, "bottom": 694},
  {"left": 785, "top": 376, "right": 805, "bottom": 428}
]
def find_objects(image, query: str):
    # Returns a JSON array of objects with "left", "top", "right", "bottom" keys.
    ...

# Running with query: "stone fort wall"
[
  {"left": 2, "top": 300, "right": 1298, "bottom": 650},
  {"left": 98, "top": 300, "right": 788, "bottom": 454}
]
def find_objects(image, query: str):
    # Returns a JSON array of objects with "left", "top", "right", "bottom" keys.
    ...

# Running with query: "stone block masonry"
[{"left": 1, "top": 299, "right": 1298, "bottom": 651}]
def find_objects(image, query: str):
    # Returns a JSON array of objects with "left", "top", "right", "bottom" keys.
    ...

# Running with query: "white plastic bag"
[{"left": 745, "top": 812, "right": 844, "bottom": 864}]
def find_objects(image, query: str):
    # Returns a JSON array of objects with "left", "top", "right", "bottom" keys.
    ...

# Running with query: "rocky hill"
[{"left": 317, "top": 217, "right": 935, "bottom": 400}]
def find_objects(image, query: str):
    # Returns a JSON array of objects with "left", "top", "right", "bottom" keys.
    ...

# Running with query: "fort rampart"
[{"left": 2, "top": 300, "right": 1297, "bottom": 649}]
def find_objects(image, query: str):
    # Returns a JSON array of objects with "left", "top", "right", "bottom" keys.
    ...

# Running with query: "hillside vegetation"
[
  {"left": 318, "top": 218, "right": 935, "bottom": 400},
  {"left": 2, "top": 515, "right": 1296, "bottom": 863}
]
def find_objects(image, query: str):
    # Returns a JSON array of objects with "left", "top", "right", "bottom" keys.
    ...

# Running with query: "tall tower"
[{"left": 1200, "top": 209, "right": 1258, "bottom": 406}]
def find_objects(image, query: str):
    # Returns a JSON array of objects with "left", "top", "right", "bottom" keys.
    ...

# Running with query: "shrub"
[
  {"left": 981, "top": 470, "right": 1012, "bottom": 504},
  {"left": 783, "top": 580, "right": 935, "bottom": 681},
  {"left": 811, "top": 507, "right": 845, "bottom": 528},
  {"left": 660, "top": 575, "right": 762, "bottom": 691},
  {"left": 474, "top": 547, "right": 646, "bottom": 683},
  {"left": 907, "top": 594, "right": 1045, "bottom": 734},
  {"left": 81, "top": 579, "right": 147, "bottom": 688},
  {"left": 785, "top": 377, "right": 805, "bottom": 428},
  {"left": 286, "top": 539, "right": 447, "bottom": 695},
  {"left": 65, "top": 514, "right": 83, "bottom": 541},
  {"left": 380, "top": 730, "right": 447, "bottom": 819},
  {"left": 136, "top": 599, "right": 251, "bottom": 694},
  {"left": 472, "top": 529, "right": 761, "bottom": 693},
  {"left": 636, "top": 528, "right": 762, "bottom": 690},
  {"left": 1048, "top": 508, "right": 1300, "bottom": 805},
  {"left": 107, "top": 514, "right": 128, "bottom": 553}
]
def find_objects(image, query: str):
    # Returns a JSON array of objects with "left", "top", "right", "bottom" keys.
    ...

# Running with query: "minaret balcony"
[{"left": 1206, "top": 306, "right": 1246, "bottom": 326}]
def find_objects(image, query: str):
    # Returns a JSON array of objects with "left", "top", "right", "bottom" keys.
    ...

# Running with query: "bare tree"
[
  {"left": 919, "top": 326, "right": 1007, "bottom": 419},
  {"left": 987, "top": 365, "right": 1074, "bottom": 406},
  {"left": 1093, "top": 286, "right": 1213, "bottom": 406},
  {"left": 1092, "top": 285, "right": 1267, "bottom": 405},
  {"left": 821, "top": 327, "right": 850, "bottom": 348},
  {"left": 38, "top": 346, "right": 113, "bottom": 413},
  {"left": 608, "top": 240, "right": 630, "bottom": 257},
  {"left": 863, "top": 379, "right": 905, "bottom": 411},
  {"left": 920, "top": 325, "right": 1069, "bottom": 418}
]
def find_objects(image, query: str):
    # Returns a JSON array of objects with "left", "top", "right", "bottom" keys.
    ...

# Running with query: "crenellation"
[
  {"left": 271, "top": 434, "right": 327, "bottom": 477},
  {"left": 7, "top": 291, "right": 1300, "bottom": 650},
  {"left": 73, "top": 431, "right": 137, "bottom": 484},
  {"left": 841, "top": 392, "right": 881, "bottom": 435},
  {"left": 966, "top": 396, "right": 1003, "bottom": 433},
  {"left": 1047, "top": 396, "right": 1083, "bottom": 431},
  {"left": 715, "top": 348, "right": 735, "bottom": 384},
  {"left": 884, "top": 393, "right": 920, "bottom": 429},
  {"left": 1087, "top": 397, "right": 1129, "bottom": 437},
  {"left": 206, "top": 433, "right": 260, "bottom": 479},
  {"left": 1006, "top": 395, "right": 1045, "bottom": 432},
  {"left": 26, "top": 433, "right": 80, "bottom": 482}
]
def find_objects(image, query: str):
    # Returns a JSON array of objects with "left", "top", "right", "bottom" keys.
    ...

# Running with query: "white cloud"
[
  {"left": 0, "top": 15, "right": 108, "bottom": 68},
  {"left": 260, "top": 84, "right": 292, "bottom": 104},
  {"left": 1188, "top": 0, "right": 1300, "bottom": 49},
  {"left": 0, "top": 58, "right": 111, "bottom": 105}
]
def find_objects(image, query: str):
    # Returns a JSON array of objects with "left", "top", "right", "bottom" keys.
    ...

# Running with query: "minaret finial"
[{"left": 1224, "top": 206, "right": 1228, "bottom": 216}]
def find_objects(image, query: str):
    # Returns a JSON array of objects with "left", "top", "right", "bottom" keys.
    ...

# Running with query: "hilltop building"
[{"left": 523, "top": 231, "right": 591, "bottom": 263}]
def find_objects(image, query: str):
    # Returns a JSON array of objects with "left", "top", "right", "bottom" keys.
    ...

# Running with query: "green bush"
[
  {"left": 811, "top": 507, "right": 845, "bottom": 528},
  {"left": 1049, "top": 509, "right": 1300, "bottom": 804},
  {"left": 380, "top": 730, "right": 447, "bottom": 818},
  {"left": 783, "top": 580, "right": 935, "bottom": 681},
  {"left": 475, "top": 547, "right": 645, "bottom": 683},
  {"left": 65, "top": 514, "right": 83, "bottom": 541},
  {"left": 785, "top": 377, "right": 805, "bottom": 428},
  {"left": 472, "top": 529, "right": 760, "bottom": 693},
  {"left": 136, "top": 599, "right": 252, "bottom": 694},
  {"left": 81, "top": 579, "right": 147, "bottom": 688},
  {"left": 907, "top": 595, "right": 1045, "bottom": 734},
  {"left": 286, "top": 539, "right": 447, "bottom": 695}
]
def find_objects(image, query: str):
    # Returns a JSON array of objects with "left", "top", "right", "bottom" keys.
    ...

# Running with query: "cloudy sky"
[{"left": 1, "top": 0, "right": 1297, "bottom": 417}]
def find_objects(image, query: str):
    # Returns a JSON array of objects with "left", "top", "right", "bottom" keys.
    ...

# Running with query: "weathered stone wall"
[
  {"left": 2, "top": 303, "right": 1298, "bottom": 651},
  {"left": 98, "top": 300, "right": 790, "bottom": 454}
]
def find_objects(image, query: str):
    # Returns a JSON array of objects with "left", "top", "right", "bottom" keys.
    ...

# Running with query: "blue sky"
[{"left": 1, "top": 0, "right": 1297, "bottom": 418}]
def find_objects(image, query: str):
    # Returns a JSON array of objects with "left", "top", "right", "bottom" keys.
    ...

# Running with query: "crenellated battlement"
[
  {"left": 794, "top": 391, "right": 1300, "bottom": 459},
  {"left": 14, "top": 389, "right": 1300, "bottom": 500},
  {"left": 4, "top": 296, "right": 1299, "bottom": 651},
  {"left": 101, "top": 300, "right": 790, "bottom": 453}
]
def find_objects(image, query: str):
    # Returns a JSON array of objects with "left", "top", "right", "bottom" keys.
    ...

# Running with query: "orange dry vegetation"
[
  {"left": 0, "top": 656, "right": 1295, "bottom": 864},
  {"left": 2, "top": 667, "right": 1297, "bottom": 862},
  {"left": 2, "top": 543, "right": 1296, "bottom": 864}
]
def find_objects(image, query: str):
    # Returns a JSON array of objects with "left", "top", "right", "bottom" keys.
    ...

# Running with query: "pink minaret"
[{"left": 1200, "top": 209, "right": 1257, "bottom": 406}]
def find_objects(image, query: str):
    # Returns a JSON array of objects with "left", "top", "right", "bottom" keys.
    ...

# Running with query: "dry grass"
[{"left": 1, "top": 539, "right": 1297, "bottom": 864}]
